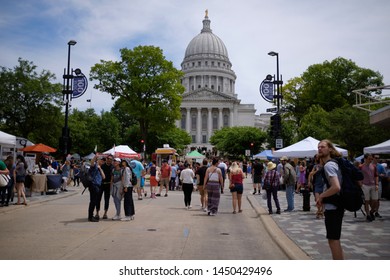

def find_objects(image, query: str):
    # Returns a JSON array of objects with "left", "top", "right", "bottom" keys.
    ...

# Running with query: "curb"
[{"left": 247, "top": 195, "right": 311, "bottom": 260}]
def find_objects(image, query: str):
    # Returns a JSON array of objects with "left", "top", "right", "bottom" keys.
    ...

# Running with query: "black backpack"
[
  {"left": 130, "top": 166, "right": 137, "bottom": 186},
  {"left": 80, "top": 164, "right": 93, "bottom": 193},
  {"left": 322, "top": 157, "right": 365, "bottom": 212}
]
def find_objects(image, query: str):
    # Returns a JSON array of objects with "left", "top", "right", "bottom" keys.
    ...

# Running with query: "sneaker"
[
  {"left": 156, "top": 193, "right": 161, "bottom": 197},
  {"left": 121, "top": 216, "right": 131, "bottom": 221},
  {"left": 164, "top": 194, "right": 168, "bottom": 197},
  {"left": 268, "top": 211, "right": 273, "bottom": 215},
  {"left": 366, "top": 215, "right": 373, "bottom": 222},
  {"left": 253, "top": 191, "right": 256, "bottom": 195},
  {"left": 203, "top": 208, "right": 207, "bottom": 212},
  {"left": 112, "top": 215, "right": 121, "bottom": 220},
  {"left": 276, "top": 210, "right": 281, "bottom": 214},
  {"left": 375, "top": 212, "right": 382, "bottom": 218},
  {"left": 370, "top": 212, "right": 376, "bottom": 221},
  {"left": 88, "top": 217, "right": 99, "bottom": 222},
  {"left": 103, "top": 214, "right": 108, "bottom": 219},
  {"left": 94, "top": 214, "right": 100, "bottom": 220},
  {"left": 210, "top": 212, "right": 216, "bottom": 216},
  {"left": 188, "top": 205, "right": 192, "bottom": 209}
]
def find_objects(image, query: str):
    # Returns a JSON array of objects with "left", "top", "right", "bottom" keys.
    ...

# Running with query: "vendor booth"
[
  {"left": 0, "top": 130, "right": 16, "bottom": 160},
  {"left": 185, "top": 150, "right": 205, "bottom": 163},
  {"left": 154, "top": 144, "right": 177, "bottom": 166},
  {"left": 272, "top": 136, "right": 348, "bottom": 158}
]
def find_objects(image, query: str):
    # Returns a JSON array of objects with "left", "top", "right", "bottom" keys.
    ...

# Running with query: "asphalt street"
[{"left": 1, "top": 177, "right": 388, "bottom": 260}]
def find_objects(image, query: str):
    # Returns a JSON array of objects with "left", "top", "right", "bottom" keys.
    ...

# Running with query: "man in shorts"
[
  {"left": 360, "top": 153, "right": 379, "bottom": 222},
  {"left": 157, "top": 160, "right": 171, "bottom": 197},
  {"left": 196, "top": 159, "right": 208, "bottom": 211},
  {"left": 130, "top": 158, "right": 145, "bottom": 200},
  {"left": 251, "top": 159, "right": 263, "bottom": 195},
  {"left": 317, "top": 139, "right": 344, "bottom": 260}
]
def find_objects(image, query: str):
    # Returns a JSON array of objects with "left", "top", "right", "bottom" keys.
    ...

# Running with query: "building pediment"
[{"left": 183, "top": 89, "right": 237, "bottom": 101}]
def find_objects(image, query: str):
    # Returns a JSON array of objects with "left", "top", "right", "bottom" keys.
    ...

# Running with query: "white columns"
[
  {"left": 186, "top": 108, "right": 191, "bottom": 134},
  {"left": 197, "top": 108, "right": 201, "bottom": 143},
  {"left": 208, "top": 108, "right": 212, "bottom": 141},
  {"left": 218, "top": 108, "right": 223, "bottom": 129}
]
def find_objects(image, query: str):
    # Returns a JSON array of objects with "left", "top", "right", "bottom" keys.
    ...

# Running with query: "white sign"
[{"left": 275, "top": 138, "right": 283, "bottom": 149}]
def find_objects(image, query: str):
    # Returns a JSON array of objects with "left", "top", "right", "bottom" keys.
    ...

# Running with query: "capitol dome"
[{"left": 183, "top": 14, "right": 230, "bottom": 62}]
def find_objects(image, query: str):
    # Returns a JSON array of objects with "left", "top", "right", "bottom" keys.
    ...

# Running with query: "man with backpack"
[{"left": 316, "top": 139, "right": 344, "bottom": 260}]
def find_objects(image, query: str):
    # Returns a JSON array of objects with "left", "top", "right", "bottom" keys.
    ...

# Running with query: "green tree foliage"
[
  {"left": 283, "top": 57, "right": 383, "bottom": 126},
  {"left": 0, "top": 58, "right": 63, "bottom": 146},
  {"left": 281, "top": 57, "right": 388, "bottom": 155},
  {"left": 210, "top": 127, "right": 267, "bottom": 158},
  {"left": 296, "top": 105, "right": 389, "bottom": 157},
  {"left": 90, "top": 45, "right": 185, "bottom": 148}
]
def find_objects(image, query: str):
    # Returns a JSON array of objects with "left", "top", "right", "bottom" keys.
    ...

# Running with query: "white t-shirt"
[
  {"left": 180, "top": 168, "right": 195, "bottom": 184},
  {"left": 323, "top": 160, "right": 343, "bottom": 210}
]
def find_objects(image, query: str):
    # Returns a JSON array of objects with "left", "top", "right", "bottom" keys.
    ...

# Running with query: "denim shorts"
[{"left": 230, "top": 183, "right": 243, "bottom": 194}]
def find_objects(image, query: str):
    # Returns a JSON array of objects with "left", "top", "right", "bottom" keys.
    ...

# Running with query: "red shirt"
[
  {"left": 160, "top": 164, "right": 171, "bottom": 178},
  {"left": 231, "top": 172, "right": 243, "bottom": 184}
]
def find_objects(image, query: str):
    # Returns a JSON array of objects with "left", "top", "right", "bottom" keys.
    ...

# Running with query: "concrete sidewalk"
[{"left": 246, "top": 177, "right": 390, "bottom": 260}]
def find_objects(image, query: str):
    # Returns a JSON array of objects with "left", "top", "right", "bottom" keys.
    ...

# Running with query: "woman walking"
[
  {"left": 203, "top": 157, "right": 223, "bottom": 216},
  {"left": 180, "top": 162, "right": 195, "bottom": 209},
  {"left": 148, "top": 160, "right": 158, "bottom": 199},
  {"left": 111, "top": 158, "right": 123, "bottom": 220},
  {"left": 228, "top": 161, "right": 245, "bottom": 214},
  {"left": 60, "top": 160, "right": 71, "bottom": 192},
  {"left": 263, "top": 161, "right": 281, "bottom": 214},
  {"left": 14, "top": 155, "right": 28, "bottom": 206},
  {"left": 121, "top": 160, "right": 135, "bottom": 221}
]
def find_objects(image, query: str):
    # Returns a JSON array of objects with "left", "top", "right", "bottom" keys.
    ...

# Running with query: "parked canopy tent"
[
  {"left": 0, "top": 130, "right": 17, "bottom": 160},
  {"left": 185, "top": 150, "right": 205, "bottom": 163},
  {"left": 103, "top": 145, "right": 139, "bottom": 159},
  {"left": 253, "top": 150, "right": 273, "bottom": 160},
  {"left": 272, "top": 136, "right": 348, "bottom": 158},
  {"left": 363, "top": 139, "right": 390, "bottom": 154}
]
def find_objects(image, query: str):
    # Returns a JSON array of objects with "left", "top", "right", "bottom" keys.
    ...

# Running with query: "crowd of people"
[{"left": 1, "top": 141, "right": 390, "bottom": 261}]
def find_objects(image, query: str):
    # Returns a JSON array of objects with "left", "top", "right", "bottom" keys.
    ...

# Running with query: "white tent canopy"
[
  {"left": 103, "top": 145, "right": 139, "bottom": 158},
  {"left": 0, "top": 131, "right": 16, "bottom": 146},
  {"left": 363, "top": 139, "right": 390, "bottom": 154},
  {"left": 272, "top": 136, "right": 348, "bottom": 158}
]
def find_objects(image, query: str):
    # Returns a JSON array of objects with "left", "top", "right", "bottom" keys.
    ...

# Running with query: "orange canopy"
[{"left": 19, "top": 143, "right": 57, "bottom": 153}]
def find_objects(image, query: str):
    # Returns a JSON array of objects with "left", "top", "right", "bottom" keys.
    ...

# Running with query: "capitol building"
[{"left": 176, "top": 12, "right": 270, "bottom": 151}]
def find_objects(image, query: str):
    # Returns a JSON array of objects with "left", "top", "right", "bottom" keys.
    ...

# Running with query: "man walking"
[{"left": 360, "top": 153, "right": 379, "bottom": 222}]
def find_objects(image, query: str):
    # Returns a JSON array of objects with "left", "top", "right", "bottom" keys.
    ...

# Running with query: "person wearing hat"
[
  {"left": 263, "top": 161, "right": 281, "bottom": 214},
  {"left": 280, "top": 156, "right": 297, "bottom": 212},
  {"left": 111, "top": 158, "right": 124, "bottom": 220}
]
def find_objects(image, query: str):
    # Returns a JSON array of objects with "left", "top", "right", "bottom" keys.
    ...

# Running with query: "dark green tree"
[
  {"left": 0, "top": 58, "right": 63, "bottom": 146},
  {"left": 210, "top": 127, "right": 267, "bottom": 158},
  {"left": 282, "top": 57, "right": 383, "bottom": 126},
  {"left": 90, "top": 45, "right": 185, "bottom": 149}
]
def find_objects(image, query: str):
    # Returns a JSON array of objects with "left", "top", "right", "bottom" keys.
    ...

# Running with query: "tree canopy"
[
  {"left": 0, "top": 58, "right": 63, "bottom": 146},
  {"left": 90, "top": 45, "right": 186, "bottom": 148}
]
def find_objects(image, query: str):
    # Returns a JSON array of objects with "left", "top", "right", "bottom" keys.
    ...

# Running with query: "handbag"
[{"left": 0, "top": 174, "right": 10, "bottom": 187}]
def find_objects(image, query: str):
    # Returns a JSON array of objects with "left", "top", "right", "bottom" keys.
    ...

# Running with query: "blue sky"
[{"left": 1, "top": 0, "right": 389, "bottom": 114}]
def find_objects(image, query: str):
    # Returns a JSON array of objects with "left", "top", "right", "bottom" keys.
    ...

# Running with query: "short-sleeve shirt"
[
  {"left": 195, "top": 166, "right": 208, "bottom": 185},
  {"left": 323, "top": 160, "right": 342, "bottom": 210},
  {"left": 130, "top": 160, "right": 144, "bottom": 179},
  {"left": 160, "top": 164, "right": 171, "bottom": 179},
  {"left": 0, "top": 160, "right": 7, "bottom": 171}
]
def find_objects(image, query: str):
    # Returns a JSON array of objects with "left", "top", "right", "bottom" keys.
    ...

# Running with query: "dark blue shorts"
[
  {"left": 324, "top": 207, "right": 344, "bottom": 240},
  {"left": 230, "top": 183, "right": 243, "bottom": 194}
]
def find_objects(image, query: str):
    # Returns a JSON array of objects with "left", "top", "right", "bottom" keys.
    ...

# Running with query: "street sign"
[
  {"left": 259, "top": 80, "right": 274, "bottom": 103},
  {"left": 72, "top": 75, "right": 88, "bottom": 98},
  {"left": 266, "top": 107, "right": 278, "bottom": 113},
  {"left": 275, "top": 138, "right": 283, "bottom": 149}
]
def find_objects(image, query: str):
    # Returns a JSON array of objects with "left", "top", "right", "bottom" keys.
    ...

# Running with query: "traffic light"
[{"left": 270, "top": 114, "right": 281, "bottom": 137}]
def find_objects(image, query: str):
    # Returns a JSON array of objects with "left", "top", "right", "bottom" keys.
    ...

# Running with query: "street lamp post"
[
  {"left": 268, "top": 51, "right": 283, "bottom": 149},
  {"left": 60, "top": 40, "right": 77, "bottom": 160}
]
